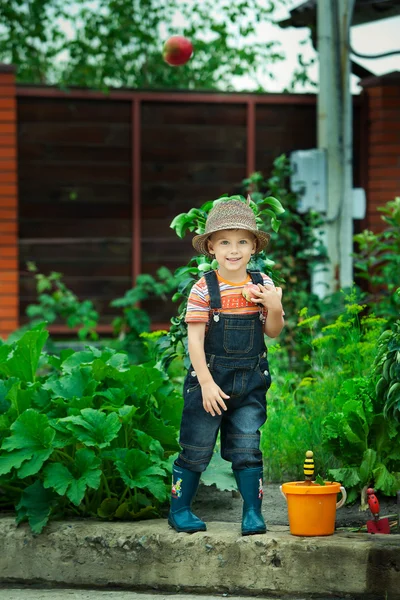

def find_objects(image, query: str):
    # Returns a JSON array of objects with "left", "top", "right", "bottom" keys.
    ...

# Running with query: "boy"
[{"left": 168, "top": 198, "right": 284, "bottom": 535}]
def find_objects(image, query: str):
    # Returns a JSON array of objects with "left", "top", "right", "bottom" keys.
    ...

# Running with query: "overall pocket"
[
  {"left": 184, "top": 361, "right": 213, "bottom": 395},
  {"left": 184, "top": 369, "right": 201, "bottom": 394},
  {"left": 223, "top": 319, "right": 254, "bottom": 354}
]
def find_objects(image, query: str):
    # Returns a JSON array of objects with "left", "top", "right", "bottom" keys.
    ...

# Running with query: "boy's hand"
[
  {"left": 251, "top": 283, "right": 283, "bottom": 312},
  {"left": 200, "top": 380, "right": 229, "bottom": 417}
]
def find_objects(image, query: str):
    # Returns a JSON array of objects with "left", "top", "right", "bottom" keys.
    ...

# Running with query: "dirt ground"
[{"left": 192, "top": 482, "right": 399, "bottom": 530}]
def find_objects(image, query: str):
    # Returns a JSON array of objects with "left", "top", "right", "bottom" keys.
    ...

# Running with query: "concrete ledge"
[{"left": 0, "top": 517, "right": 399, "bottom": 599}]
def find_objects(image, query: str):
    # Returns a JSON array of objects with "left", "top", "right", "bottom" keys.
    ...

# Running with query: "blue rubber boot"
[
  {"left": 233, "top": 467, "right": 267, "bottom": 535},
  {"left": 168, "top": 464, "right": 207, "bottom": 533}
]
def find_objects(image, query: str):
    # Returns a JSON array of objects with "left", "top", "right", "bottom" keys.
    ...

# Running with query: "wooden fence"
[{"left": 2, "top": 64, "right": 400, "bottom": 337}]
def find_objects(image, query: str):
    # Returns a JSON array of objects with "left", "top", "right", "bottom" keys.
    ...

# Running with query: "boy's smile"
[{"left": 208, "top": 229, "right": 256, "bottom": 282}]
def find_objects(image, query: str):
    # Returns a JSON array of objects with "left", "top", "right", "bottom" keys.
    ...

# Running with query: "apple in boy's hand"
[
  {"left": 163, "top": 36, "right": 193, "bottom": 66},
  {"left": 242, "top": 283, "right": 259, "bottom": 302}
]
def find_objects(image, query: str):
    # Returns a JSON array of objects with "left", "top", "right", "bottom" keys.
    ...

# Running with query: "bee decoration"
[{"left": 303, "top": 450, "right": 314, "bottom": 482}]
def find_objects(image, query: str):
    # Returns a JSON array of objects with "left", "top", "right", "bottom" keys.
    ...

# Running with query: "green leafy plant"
[
  {"left": 24, "top": 263, "right": 179, "bottom": 364},
  {"left": 24, "top": 263, "right": 99, "bottom": 341},
  {"left": 374, "top": 319, "right": 400, "bottom": 422},
  {"left": 322, "top": 377, "right": 400, "bottom": 503},
  {"left": 354, "top": 197, "right": 400, "bottom": 322},
  {"left": 0, "top": 324, "right": 182, "bottom": 533},
  {"left": 260, "top": 291, "right": 398, "bottom": 500},
  {"left": 110, "top": 267, "right": 178, "bottom": 363}
]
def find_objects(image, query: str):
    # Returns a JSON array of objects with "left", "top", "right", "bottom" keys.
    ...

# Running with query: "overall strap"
[
  {"left": 247, "top": 270, "right": 264, "bottom": 286},
  {"left": 203, "top": 270, "right": 222, "bottom": 309}
]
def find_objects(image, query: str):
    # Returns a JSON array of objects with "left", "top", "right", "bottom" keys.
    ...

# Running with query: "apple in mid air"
[{"left": 163, "top": 36, "right": 193, "bottom": 66}]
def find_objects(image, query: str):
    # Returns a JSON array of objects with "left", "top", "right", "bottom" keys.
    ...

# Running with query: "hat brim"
[{"left": 192, "top": 228, "right": 270, "bottom": 259}]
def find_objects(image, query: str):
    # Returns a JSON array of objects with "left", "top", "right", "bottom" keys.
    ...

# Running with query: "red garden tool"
[{"left": 366, "top": 488, "right": 390, "bottom": 534}]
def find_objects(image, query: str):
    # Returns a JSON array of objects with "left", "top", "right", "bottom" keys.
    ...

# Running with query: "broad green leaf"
[
  {"left": 271, "top": 216, "right": 280, "bottom": 233},
  {"left": 0, "top": 410, "right": 55, "bottom": 477},
  {"left": 170, "top": 213, "right": 192, "bottom": 238},
  {"left": 95, "top": 388, "right": 128, "bottom": 408},
  {"left": 0, "top": 448, "right": 34, "bottom": 475},
  {"left": 341, "top": 399, "right": 368, "bottom": 454},
  {"left": 359, "top": 448, "right": 377, "bottom": 484},
  {"left": 328, "top": 467, "right": 361, "bottom": 488},
  {"left": 91, "top": 359, "right": 130, "bottom": 383},
  {"left": 373, "top": 463, "right": 399, "bottom": 496},
  {"left": 60, "top": 408, "right": 121, "bottom": 448},
  {"left": 198, "top": 262, "right": 212, "bottom": 272},
  {"left": 141, "top": 477, "right": 168, "bottom": 502},
  {"left": 16, "top": 480, "right": 53, "bottom": 534},
  {"left": 61, "top": 349, "right": 100, "bottom": 373},
  {"left": 118, "top": 405, "right": 139, "bottom": 423},
  {"left": 143, "top": 413, "right": 180, "bottom": 451},
  {"left": 43, "top": 448, "right": 101, "bottom": 505},
  {"left": 31, "top": 386, "right": 52, "bottom": 411},
  {"left": 106, "top": 353, "right": 130, "bottom": 370},
  {"left": 200, "top": 453, "right": 236, "bottom": 491},
  {"left": 43, "top": 367, "right": 96, "bottom": 401},
  {"left": 0, "top": 380, "right": 13, "bottom": 414},
  {"left": 43, "top": 462, "right": 72, "bottom": 496},
  {"left": 115, "top": 448, "right": 167, "bottom": 502},
  {"left": 7, "top": 383, "right": 35, "bottom": 416},
  {"left": 2, "top": 410, "right": 54, "bottom": 451},
  {"left": 157, "top": 388, "right": 183, "bottom": 429},
  {"left": 93, "top": 364, "right": 164, "bottom": 400},
  {"left": 51, "top": 395, "right": 94, "bottom": 415},
  {"left": 0, "top": 326, "right": 48, "bottom": 382},
  {"left": 133, "top": 429, "right": 164, "bottom": 459},
  {"left": 262, "top": 195, "right": 285, "bottom": 214}
]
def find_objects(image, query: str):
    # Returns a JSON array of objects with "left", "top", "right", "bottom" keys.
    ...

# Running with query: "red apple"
[
  {"left": 242, "top": 283, "right": 259, "bottom": 302},
  {"left": 163, "top": 36, "right": 193, "bottom": 66}
]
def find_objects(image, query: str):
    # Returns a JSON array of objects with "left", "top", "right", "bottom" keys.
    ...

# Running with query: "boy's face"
[{"left": 207, "top": 229, "right": 256, "bottom": 279}]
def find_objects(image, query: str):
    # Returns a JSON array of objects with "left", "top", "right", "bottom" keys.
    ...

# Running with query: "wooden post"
[
  {"left": 360, "top": 71, "right": 400, "bottom": 232},
  {"left": 0, "top": 64, "right": 19, "bottom": 339}
]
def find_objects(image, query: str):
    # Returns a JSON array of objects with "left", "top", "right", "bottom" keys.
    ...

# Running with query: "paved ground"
[{"left": 0, "top": 590, "right": 356, "bottom": 600}]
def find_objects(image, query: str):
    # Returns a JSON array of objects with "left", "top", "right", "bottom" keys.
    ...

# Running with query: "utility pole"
[{"left": 316, "top": 0, "right": 355, "bottom": 296}]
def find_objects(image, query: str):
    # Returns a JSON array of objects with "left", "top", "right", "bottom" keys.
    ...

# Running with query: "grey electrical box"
[{"left": 290, "top": 149, "right": 327, "bottom": 213}]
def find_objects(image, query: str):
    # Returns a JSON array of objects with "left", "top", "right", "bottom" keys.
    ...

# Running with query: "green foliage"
[
  {"left": 110, "top": 267, "right": 178, "bottom": 362},
  {"left": 261, "top": 293, "right": 400, "bottom": 503},
  {"left": 0, "top": 0, "right": 299, "bottom": 91},
  {"left": 353, "top": 197, "right": 400, "bottom": 322},
  {"left": 373, "top": 321, "right": 400, "bottom": 422},
  {"left": 0, "top": 324, "right": 183, "bottom": 532},
  {"left": 242, "top": 155, "right": 328, "bottom": 367},
  {"left": 322, "top": 376, "right": 400, "bottom": 503},
  {"left": 24, "top": 264, "right": 99, "bottom": 341},
  {"left": 23, "top": 264, "right": 178, "bottom": 365}
]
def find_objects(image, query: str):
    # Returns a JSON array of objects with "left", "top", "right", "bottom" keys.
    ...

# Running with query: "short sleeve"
[
  {"left": 185, "top": 278, "right": 210, "bottom": 323},
  {"left": 262, "top": 273, "right": 274, "bottom": 287}
]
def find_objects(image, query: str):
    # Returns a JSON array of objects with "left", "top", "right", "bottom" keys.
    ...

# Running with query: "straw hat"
[{"left": 192, "top": 197, "right": 270, "bottom": 259}]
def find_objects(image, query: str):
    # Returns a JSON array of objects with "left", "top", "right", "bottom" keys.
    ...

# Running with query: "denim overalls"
[{"left": 176, "top": 270, "right": 272, "bottom": 473}]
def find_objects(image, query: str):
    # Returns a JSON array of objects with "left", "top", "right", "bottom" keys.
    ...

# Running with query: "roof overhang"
[
  {"left": 278, "top": 0, "right": 400, "bottom": 29},
  {"left": 277, "top": 0, "right": 400, "bottom": 79}
]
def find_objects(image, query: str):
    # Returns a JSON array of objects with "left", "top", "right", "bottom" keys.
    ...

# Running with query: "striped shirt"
[{"left": 185, "top": 270, "right": 275, "bottom": 324}]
